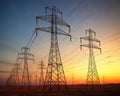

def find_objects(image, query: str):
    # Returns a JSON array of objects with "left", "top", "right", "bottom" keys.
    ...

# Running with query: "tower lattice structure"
[
  {"left": 5, "top": 63, "right": 21, "bottom": 86},
  {"left": 38, "top": 61, "right": 46, "bottom": 86},
  {"left": 80, "top": 29, "right": 101, "bottom": 84},
  {"left": 36, "top": 6, "right": 71, "bottom": 91},
  {"left": 17, "top": 46, "right": 34, "bottom": 86},
  {"left": 14, "top": 63, "right": 21, "bottom": 86},
  {"left": 5, "top": 67, "right": 16, "bottom": 86}
]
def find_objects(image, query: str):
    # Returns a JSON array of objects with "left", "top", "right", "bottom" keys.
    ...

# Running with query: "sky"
[{"left": 0, "top": 0, "right": 120, "bottom": 85}]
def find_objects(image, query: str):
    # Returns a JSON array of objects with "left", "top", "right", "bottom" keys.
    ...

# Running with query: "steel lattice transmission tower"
[
  {"left": 17, "top": 46, "right": 34, "bottom": 86},
  {"left": 14, "top": 63, "right": 21, "bottom": 86},
  {"left": 5, "top": 63, "right": 21, "bottom": 86},
  {"left": 80, "top": 29, "right": 101, "bottom": 84},
  {"left": 38, "top": 61, "right": 46, "bottom": 86},
  {"left": 5, "top": 67, "right": 16, "bottom": 86},
  {"left": 36, "top": 6, "right": 71, "bottom": 91}
]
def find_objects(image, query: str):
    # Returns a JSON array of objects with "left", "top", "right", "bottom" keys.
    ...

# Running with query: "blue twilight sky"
[{"left": 0, "top": 0, "right": 120, "bottom": 85}]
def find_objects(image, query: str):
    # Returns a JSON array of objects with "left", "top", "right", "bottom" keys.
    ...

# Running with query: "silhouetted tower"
[
  {"left": 5, "top": 63, "right": 21, "bottom": 86},
  {"left": 80, "top": 29, "right": 101, "bottom": 84},
  {"left": 38, "top": 61, "right": 46, "bottom": 86},
  {"left": 17, "top": 46, "right": 34, "bottom": 86},
  {"left": 5, "top": 68, "right": 16, "bottom": 86},
  {"left": 14, "top": 63, "right": 21, "bottom": 86},
  {"left": 35, "top": 74, "right": 38, "bottom": 85},
  {"left": 72, "top": 73, "right": 74, "bottom": 85},
  {"left": 36, "top": 6, "right": 71, "bottom": 91}
]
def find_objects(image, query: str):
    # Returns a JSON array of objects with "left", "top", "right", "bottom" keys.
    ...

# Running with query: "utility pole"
[
  {"left": 36, "top": 6, "right": 71, "bottom": 92},
  {"left": 80, "top": 29, "right": 101, "bottom": 84},
  {"left": 17, "top": 46, "right": 34, "bottom": 86},
  {"left": 38, "top": 61, "right": 46, "bottom": 86}
]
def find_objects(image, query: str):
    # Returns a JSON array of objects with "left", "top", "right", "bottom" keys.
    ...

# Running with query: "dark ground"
[{"left": 0, "top": 84, "right": 120, "bottom": 96}]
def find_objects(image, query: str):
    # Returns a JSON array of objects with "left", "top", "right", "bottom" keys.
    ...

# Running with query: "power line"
[{"left": 26, "top": 29, "right": 38, "bottom": 48}]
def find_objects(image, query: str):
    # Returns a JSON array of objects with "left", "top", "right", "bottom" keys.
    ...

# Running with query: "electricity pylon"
[
  {"left": 14, "top": 63, "right": 21, "bottom": 86},
  {"left": 36, "top": 6, "right": 71, "bottom": 92},
  {"left": 5, "top": 63, "right": 21, "bottom": 86},
  {"left": 5, "top": 68, "right": 16, "bottom": 86},
  {"left": 17, "top": 46, "right": 34, "bottom": 86},
  {"left": 38, "top": 61, "right": 46, "bottom": 86},
  {"left": 80, "top": 29, "right": 101, "bottom": 84}
]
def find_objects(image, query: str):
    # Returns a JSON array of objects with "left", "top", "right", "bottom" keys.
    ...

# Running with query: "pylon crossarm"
[
  {"left": 17, "top": 57, "right": 23, "bottom": 60},
  {"left": 80, "top": 44, "right": 101, "bottom": 50},
  {"left": 85, "top": 29, "right": 96, "bottom": 36},
  {"left": 27, "top": 53, "right": 34, "bottom": 57},
  {"left": 57, "top": 28, "right": 70, "bottom": 34},
  {"left": 90, "top": 44, "right": 101, "bottom": 51},
  {"left": 93, "top": 37, "right": 100, "bottom": 43},
  {"left": 27, "top": 57, "right": 34, "bottom": 61},
  {"left": 46, "top": 6, "right": 62, "bottom": 15},
  {"left": 80, "top": 36, "right": 88, "bottom": 43},
  {"left": 21, "top": 47, "right": 29, "bottom": 50},
  {"left": 56, "top": 16, "right": 70, "bottom": 27},
  {"left": 36, "top": 15, "right": 70, "bottom": 28},
  {"left": 80, "top": 44, "right": 89, "bottom": 49},
  {"left": 57, "top": 28, "right": 71, "bottom": 38},
  {"left": 18, "top": 51, "right": 34, "bottom": 56},
  {"left": 36, "top": 27, "right": 51, "bottom": 33},
  {"left": 80, "top": 36, "right": 100, "bottom": 43},
  {"left": 36, "top": 15, "right": 52, "bottom": 24},
  {"left": 17, "top": 52, "right": 24, "bottom": 56}
]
